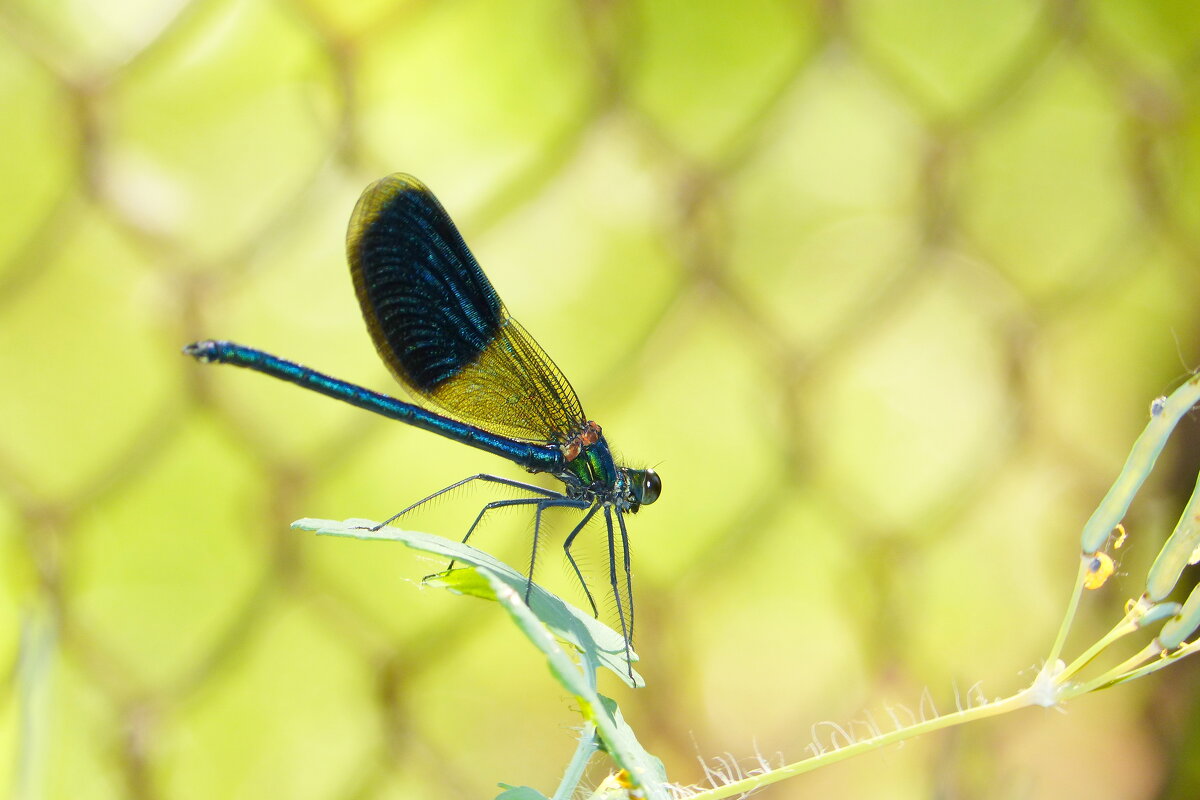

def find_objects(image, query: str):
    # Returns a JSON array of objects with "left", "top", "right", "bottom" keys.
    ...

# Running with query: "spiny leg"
[
  {"left": 616, "top": 508, "right": 635, "bottom": 646},
  {"left": 604, "top": 507, "right": 634, "bottom": 679},
  {"left": 523, "top": 497, "right": 591, "bottom": 605},
  {"left": 562, "top": 503, "right": 602, "bottom": 617},
  {"left": 421, "top": 491, "right": 590, "bottom": 604},
  {"left": 431, "top": 496, "right": 555, "bottom": 578},
  {"left": 372, "top": 473, "right": 566, "bottom": 530},
  {"left": 526, "top": 501, "right": 542, "bottom": 605}
]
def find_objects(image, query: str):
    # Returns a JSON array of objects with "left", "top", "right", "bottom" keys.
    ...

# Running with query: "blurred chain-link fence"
[{"left": 3, "top": 0, "right": 1200, "bottom": 797}]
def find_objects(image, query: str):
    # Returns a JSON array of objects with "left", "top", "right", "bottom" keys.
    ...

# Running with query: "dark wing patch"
[
  {"left": 348, "top": 174, "right": 501, "bottom": 393},
  {"left": 347, "top": 174, "right": 585, "bottom": 443}
]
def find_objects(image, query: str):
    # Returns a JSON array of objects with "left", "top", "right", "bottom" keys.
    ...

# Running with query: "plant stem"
[
  {"left": 687, "top": 689, "right": 1037, "bottom": 799},
  {"left": 1046, "top": 559, "right": 1088, "bottom": 668}
]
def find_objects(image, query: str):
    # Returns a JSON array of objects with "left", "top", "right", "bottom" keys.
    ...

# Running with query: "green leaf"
[
  {"left": 294, "top": 518, "right": 669, "bottom": 796},
  {"left": 477, "top": 568, "right": 668, "bottom": 800},
  {"left": 292, "top": 518, "right": 643, "bottom": 687}
]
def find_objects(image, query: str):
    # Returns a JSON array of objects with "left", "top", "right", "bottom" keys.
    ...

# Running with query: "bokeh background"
[{"left": 4, "top": 0, "right": 1200, "bottom": 798}]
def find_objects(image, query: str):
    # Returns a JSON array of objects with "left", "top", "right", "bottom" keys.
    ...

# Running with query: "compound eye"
[{"left": 638, "top": 469, "right": 661, "bottom": 506}]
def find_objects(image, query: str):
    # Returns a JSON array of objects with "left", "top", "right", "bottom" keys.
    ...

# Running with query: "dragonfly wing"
[{"left": 347, "top": 173, "right": 586, "bottom": 444}]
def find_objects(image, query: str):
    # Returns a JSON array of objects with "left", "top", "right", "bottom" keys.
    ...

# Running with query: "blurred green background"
[{"left": 3, "top": 0, "right": 1200, "bottom": 797}]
